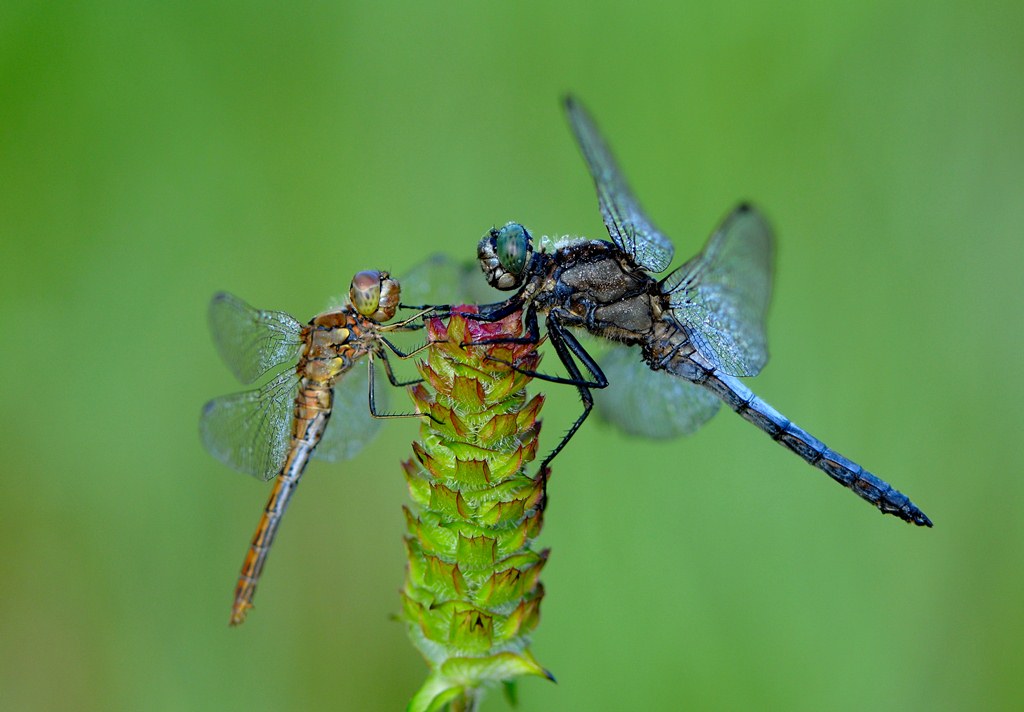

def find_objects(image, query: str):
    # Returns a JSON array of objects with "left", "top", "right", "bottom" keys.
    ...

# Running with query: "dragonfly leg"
[
  {"left": 380, "top": 335, "right": 433, "bottom": 361},
  {"left": 485, "top": 309, "right": 606, "bottom": 388},
  {"left": 383, "top": 307, "right": 434, "bottom": 331},
  {"left": 464, "top": 304, "right": 606, "bottom": 468},
  {"left": 381, "top": 308, "right": 450, "bottom": 363},
  {"left": 465, "top": 301, "right": 544, "bottom": 347},
  {"left": 398, "top": 302, "right": 436, "bottom": 311},
  {"left": 399, "top": 297, "right": 515, "bottom": 320},
  {"left": 367, "top": 356, "right": 441, "bottom": 423},
  {"left": 476, "top": 296, "right": 526, "bottom": 321},
  {"left": 376, "top": 348, "right": 422, "bottom": 387},
  {"left": 418, "top": 296, "right": 541, "bottom": 346},
  {"left": 535, "top": 313, "right": 608, "bottom": 471}
]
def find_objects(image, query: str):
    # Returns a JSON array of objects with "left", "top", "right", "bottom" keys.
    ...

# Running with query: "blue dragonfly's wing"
[
  {"left": 662, "top": 204, "right": 774, "bottom": 377},
  {"left": 200, "top": 370, "right": 299, "bottom": 480},
  {"left": 208, "top": 292, "right": 304, "bottom": 384},
  {"left": 313, "top": 360, "right": 383, "bottom": 463},
  {"left": 399, "top": 253, "right": 502, "bottom": 308},
  {"left": 594, "top": 344, "right": 722, "bottom": 438},
  {"left": 564, "top": 96, "right": 675, "bottom": 274}
]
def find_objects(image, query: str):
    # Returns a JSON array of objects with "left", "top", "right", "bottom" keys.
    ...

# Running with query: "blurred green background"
[{"left": 2, "top": 1, "right": 1022, "bottom": 710}]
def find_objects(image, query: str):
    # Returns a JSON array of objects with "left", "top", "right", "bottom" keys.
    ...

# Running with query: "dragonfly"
[
  {"left": 201, "top": 270, "right": 430, "bottom": 625},
  {"left": 466, "top": 96, "right": 932, "bottom": 526}
]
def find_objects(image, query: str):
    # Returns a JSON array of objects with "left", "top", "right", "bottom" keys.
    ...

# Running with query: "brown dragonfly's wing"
[
  {"left": 208, "top": 292, "right": 304, "bottom": 384},
  {"left": 200, "top": 370, "right": 299, "bottom": 480},
  {"left": 565, "top": 96, "right": 675, "bottom": 274},
  {"left": 595, "top": 343, "right": 722, "bottom": 438},
  {"left": 313, "top": 360, "right": 383, "bottom": 463},
  {"left": 662, "top": 204, "right": 774, "bottom": 377}
]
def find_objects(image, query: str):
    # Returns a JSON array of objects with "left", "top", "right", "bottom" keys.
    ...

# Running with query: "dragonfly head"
[
  {"left": 349, "top": 270, "right": 400, "bottom": 321},
  {"left": 478, "top": 222, "right": 533, "bottom": 291}
]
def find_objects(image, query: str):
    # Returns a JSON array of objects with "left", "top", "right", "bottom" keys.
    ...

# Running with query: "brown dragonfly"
[{"left": 200, "top": 270, "right": 428, "bottom": 625}]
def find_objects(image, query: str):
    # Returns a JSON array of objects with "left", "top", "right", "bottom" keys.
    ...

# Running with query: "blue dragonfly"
[{"left": 463, "top": 97, "right": 931, "bottom": 526}]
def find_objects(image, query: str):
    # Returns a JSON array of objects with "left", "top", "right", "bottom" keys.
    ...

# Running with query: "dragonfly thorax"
[
  {"left": 532, "top": 241, "right": 663, "bottom": 344},
  {"left": 301, "top": 311, "right": 371, "bottom": 381}
]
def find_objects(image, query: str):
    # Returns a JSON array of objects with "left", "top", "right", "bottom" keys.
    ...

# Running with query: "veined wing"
[
  {"left": 595, "top": 344, "right": 721, "bottom": 438},
  {"left": 661, "top": 204, "right": 774, "bottom": 377},
  {"left": 208, "top": 292, "right": 304, "bottom": 384},
  {"left": 399, "top": 253, "right": 502, "bottom": 308},
  {"left": 314, "top": 359, "right": 383, "bottom": 463},
  {"left": 200, "top": 370, "right": 298, "bottom": 480},
  {"left": 564, "top": 95, "right": 674, "bottom": 274}
]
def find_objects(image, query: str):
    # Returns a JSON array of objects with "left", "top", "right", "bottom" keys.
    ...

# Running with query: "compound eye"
[
  {"left": 375, "top": 274, "right": 400, "bottom": 321},
  {"left": 496, "top": 223, "right": 531, "bottom": 278},
  {"left": 349, "top": 270, "right": 382, "bottom": 317}
]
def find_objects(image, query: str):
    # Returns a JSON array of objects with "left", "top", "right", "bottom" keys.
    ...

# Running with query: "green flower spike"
[{"left": 402, "top": 307, "right": 554, "bottom": 712}]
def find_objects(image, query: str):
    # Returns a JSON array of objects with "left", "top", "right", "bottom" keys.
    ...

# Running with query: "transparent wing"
[
  {"left": 314, "top": 360, "right": 383, "bottom": 463},
  {"left": 662, "top": 204, "right": 774, "bottom": 377},
  {"left": 399, "top": 253, "right": 502, "bottom": 307},
  {"left": 564, "top": 96, "right": 674, "bottom": 274},
  {"left": 208, "top": 292, "right": 304, "bottom": 384},
  {"left": 200, "top": 370, "right": 298, "bottom": 480},
  {"left": 594, "top": 345, "right": 721, "bottom": 438}
]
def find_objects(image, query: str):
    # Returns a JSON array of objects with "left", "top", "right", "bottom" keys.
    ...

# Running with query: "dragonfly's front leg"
[
  {"left": 460, "top": 300, "right": 542, "bottom": 347},
  {"left": 420, "top": 295, "right": 529, "bottom": 330},
  {"left": 380, "top": 335, "right": 433, "bottom": 364},
  {"left": 380, "top": 307, "right": 447, "bottom": 373},
  {"left": 384, "top": 307, "right": 435, "bottom": 331}
]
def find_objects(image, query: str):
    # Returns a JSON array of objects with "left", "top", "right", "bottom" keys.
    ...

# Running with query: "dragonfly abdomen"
[
  {"left": 230, "top": 404, "right": 332, "bottom": 626},
  {"left": 699, "top": 370, "right": 932, "bottom": 527}
]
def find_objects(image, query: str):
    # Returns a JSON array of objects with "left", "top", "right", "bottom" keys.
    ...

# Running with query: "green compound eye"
[{"left": 496, "top": 223, "right": 531, "bottom": 277}]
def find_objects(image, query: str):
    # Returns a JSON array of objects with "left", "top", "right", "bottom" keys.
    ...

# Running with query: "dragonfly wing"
[
  {"left": 208, "top": 292, "right": 304, "bottom": 384},
  {"left": 200, "top": 370, "right": 298, "bottom": 480},
  {"left": 564, "top": 96, "right": 675, "bottom": 274},
  {"left": 400, "top": 253, "right": 502, "bottom": 308},
  {"left": 313, "top": 360, "right": 383, "bottom": 463},
  {"left": 662, "top": 204, "right": 774, "bottom": 377},
  {"left": 594, "top": 344, "right": 721, "bottom": 438}
]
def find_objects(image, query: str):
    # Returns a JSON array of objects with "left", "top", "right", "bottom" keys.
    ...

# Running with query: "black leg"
[
  {"left": 465, "top": 302, "right": 543, "bottom": 347},
  {"left": 537, "top": 316, "right": 607, "bottom": 387},
  {"left": 456, "top": 296, "right": 528, "bottom": 324},
  {"left": 484, "top": 309, "right": 606, "bottom": 388},
  {"left": 377, "top": 349, "right": 422, "bottom": 387},
  {"left": 366, "top": 357, "right": 438, "bottom": 422},
  {"left": 380, "top": 335, "right": 432, "bottom": 361},
  {"left": 534, "top": 313, "right": 607, "bottom": 472},
  {"left": 462, "top": 305, "right": 606, "bottom": 469},
  {"left": 416, "top": 295, "right": 541, "bottom": 347},
  {"left": 400, "top": 299, "right": 504, "bottom": 319},
  {"left": 398, "top": 302, "right": 438, "bottom": 311}
]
